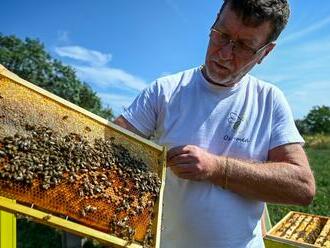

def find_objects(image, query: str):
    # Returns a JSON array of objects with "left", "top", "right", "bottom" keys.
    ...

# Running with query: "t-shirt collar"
[{"left": 198, "top": 66, "right": 248, "bottom": 94}]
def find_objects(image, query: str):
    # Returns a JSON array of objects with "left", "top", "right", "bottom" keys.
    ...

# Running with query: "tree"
[
  {"left": 304, "top": 105, "right": 330, "bottom": 134},
  {"left": 0, "top": 33, "right": 113, "bottom": 120},
  {"left": 295, "top": 119, "right": 310, "bottom": 135}
]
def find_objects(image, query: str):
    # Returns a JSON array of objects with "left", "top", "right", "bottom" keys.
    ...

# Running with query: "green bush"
[
  {"left": 296, "top": 105, "right": 330, "bottom": 135},
  {"left": 0, "top": 33, "right": 113, "bottom": 121}
]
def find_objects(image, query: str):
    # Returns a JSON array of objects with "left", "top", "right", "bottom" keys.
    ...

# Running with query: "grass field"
[{"left": 268, "top": 147, "right": 330, "bottom": 224}]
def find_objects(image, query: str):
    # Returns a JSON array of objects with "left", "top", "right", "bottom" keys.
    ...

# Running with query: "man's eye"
[
  {"left": 221, "top": 34, "right": 230, "bottom": 41},
  {"left": 237, "top": 42, "right": 251, "bottom": 50}
]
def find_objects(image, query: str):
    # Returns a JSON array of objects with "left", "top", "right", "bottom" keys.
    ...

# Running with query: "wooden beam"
[
  {"left": 0, "top": 197, "right": 141, "bottom": 248},
  {"left": 0, "top": 198, "right": 16, "bottom": 248}
]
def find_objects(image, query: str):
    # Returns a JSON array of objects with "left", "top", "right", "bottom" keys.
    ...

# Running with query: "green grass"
[{"left": 268, "top": 147, "right": 330, "bottom": 224}]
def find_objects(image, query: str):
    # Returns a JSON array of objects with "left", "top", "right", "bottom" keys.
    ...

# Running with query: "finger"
[
  {"left": 167, "top": 145, "right": 190, "bottom": 161},
  {"left": 174, "top": 171, "right": 202, "bottom": 181},
  {"left": 177, "top": 173, "right": 194, "bottom": 180},
  {"left": 170, "top": 168, "right": 194, "bottom": 179},
  {"left": 169, "top": 164, "right": 194, "bottom": 174},
  {"left": 171, "top": 165, "right": 205, "bottom": 181},
  {"left": 167, "top": 153, "right": 194, "bottom": 165}
]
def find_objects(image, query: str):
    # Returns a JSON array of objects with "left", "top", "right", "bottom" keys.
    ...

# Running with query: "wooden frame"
[
  {"left": 0, "top": 199, "right": 16, "bottom": 248},
  {"left": 264, "top": 211, "right": 330, "bottom": 248}
]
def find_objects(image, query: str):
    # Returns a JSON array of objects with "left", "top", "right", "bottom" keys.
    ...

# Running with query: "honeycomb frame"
[
  {"left": 265, "top": 211, "right": 330, "bottom": 248},
  {"left": 0, "top": 64, "right": 166, "bottom": 248}
]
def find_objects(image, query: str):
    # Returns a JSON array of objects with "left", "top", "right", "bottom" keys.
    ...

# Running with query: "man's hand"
[{"left": 167, "top": 145, "right": 221, "bottom": 181}]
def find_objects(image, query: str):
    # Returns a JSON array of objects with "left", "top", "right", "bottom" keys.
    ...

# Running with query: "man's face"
[{"left": 204, "top": 5, "right": 275, "bottom": 86}]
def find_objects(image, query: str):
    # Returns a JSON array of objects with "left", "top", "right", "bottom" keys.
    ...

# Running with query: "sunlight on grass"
[{"left": 304, "top": 134, "right": 330, "bottom": 149}]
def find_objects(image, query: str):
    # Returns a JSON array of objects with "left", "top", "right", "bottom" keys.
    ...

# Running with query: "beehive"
[
  {"left": 0, "top": 65, "right": 166, "bottom": 247},
  {"left": 264, "top": 211, "right": 330, "bottom": 248}
]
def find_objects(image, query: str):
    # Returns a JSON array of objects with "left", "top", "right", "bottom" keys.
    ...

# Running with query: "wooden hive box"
[
  {"left": 264, "top": 211, "right": 330, "bottom": 248},
  {"left": 0, "top": 64, "right": 166, "bottom": 248}
]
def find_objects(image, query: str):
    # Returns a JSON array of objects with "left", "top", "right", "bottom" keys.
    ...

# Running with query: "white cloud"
[
  {"left": 254, "top": 34, "right": 330, "bottom": 84},
  {"left": 98, "top": 92, "right": 137, "bottom": 116},
  {"left": 55, "top": 45, "right": 147, "bottom": 91},
  {"left": 253, "top": 33, "right": 330, "bottom": 119},
  {"left": 74, "top": 65, "right": 147, "bottom": 91},
  {"left": 55, "top": 46, "right": 112, "bottom": 66},
  {"left": 57, "top": 30, "right": 70, "bottom": 44},
  {"left": 286, "top": 37, "right": 330, "bottom": 55},
  {"left": 280, "top": 15, "right": 330, "bottom": 44},
  {"left": 54, "top": 45, "right": 148, "bottom": 117}
]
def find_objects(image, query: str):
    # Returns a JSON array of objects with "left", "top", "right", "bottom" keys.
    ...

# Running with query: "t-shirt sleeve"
[
  {"left": 269, "top": 88, "right": 304, "bottom": 150},
  {"left": 122, "top": 81, "right": 159, "bottom": 137}
]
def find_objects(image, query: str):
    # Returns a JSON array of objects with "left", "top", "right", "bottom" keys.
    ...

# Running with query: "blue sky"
[{"left": 2, "top": 0, "right": 330, "bottom": 119}]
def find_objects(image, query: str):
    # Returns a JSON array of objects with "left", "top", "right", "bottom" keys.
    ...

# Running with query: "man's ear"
[{"left": 257, "top": 43, "right": 276, "bottom": 64}]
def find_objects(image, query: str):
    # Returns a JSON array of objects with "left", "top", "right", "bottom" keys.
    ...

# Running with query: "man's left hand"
[{"left": 167, "top": 145, "right": 219, "bottom": 181}]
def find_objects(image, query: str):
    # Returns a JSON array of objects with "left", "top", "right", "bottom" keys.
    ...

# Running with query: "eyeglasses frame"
[{"left": 210, "top": 28, "right": 271, "bottom": 58}]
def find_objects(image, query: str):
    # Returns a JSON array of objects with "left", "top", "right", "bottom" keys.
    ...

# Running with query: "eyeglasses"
[{"left": 209, "top": 28, "right": 270, "bottom": 59}]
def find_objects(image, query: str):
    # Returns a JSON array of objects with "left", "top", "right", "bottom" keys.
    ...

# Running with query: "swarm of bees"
[{"left": 0, "top": 124, "right": 161, "bottom": 247}]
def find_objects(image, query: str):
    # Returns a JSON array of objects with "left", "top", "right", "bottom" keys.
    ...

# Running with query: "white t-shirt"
[{"left": 122, "top": 67, "right": 304, "bottom": 248}]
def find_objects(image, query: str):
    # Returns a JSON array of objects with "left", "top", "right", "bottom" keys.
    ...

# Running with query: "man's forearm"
[{"left": 212, "top": 156, "right": 315, "bottom": 205}]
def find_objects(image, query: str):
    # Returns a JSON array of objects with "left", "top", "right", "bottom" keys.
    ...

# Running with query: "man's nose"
[{"left": 218, "top": 41, "right": 235, "bottom": 60}]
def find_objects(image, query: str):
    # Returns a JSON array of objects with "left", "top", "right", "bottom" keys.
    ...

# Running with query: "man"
[{"left": 115, "top": 0, "right": 316, "bottom": 247}]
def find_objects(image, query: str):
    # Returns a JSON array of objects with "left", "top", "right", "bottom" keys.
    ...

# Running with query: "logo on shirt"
[
  {"left": 224, "top": 112, "right": 251, "bottom": 144},
  {"left": 227, "top": 112, "right": 245, "bottom": 133}
]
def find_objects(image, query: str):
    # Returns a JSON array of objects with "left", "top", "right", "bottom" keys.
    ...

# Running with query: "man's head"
[{"left": 203, "top": 0, "right": 290, "bottom": 87}]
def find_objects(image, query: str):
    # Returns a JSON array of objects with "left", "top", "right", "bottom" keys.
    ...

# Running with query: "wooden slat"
[
  {"left": 0, "top": 197, "right": 141, "bottom": 248},
  {"left": 0, "top": 198, "right": 16, "bottom": 248}
]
